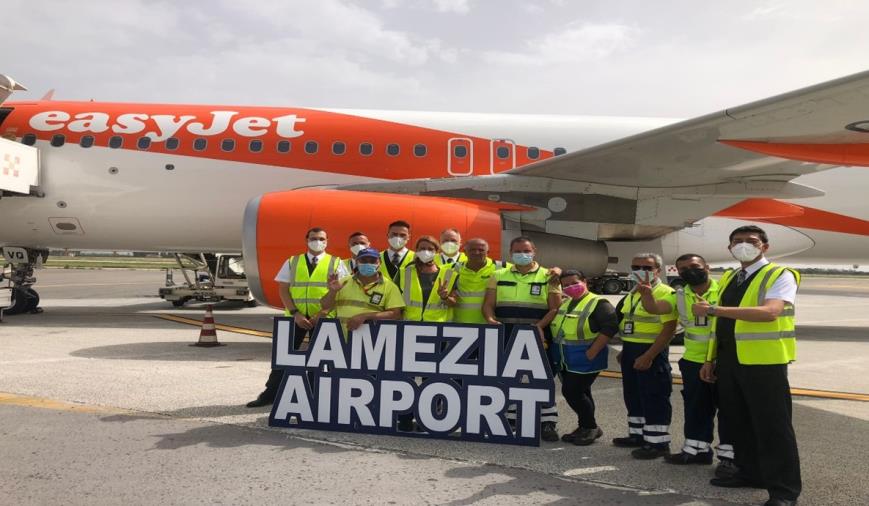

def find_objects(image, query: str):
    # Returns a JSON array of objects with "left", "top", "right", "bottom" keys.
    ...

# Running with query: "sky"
[{"left": 5, "top": 0, "right": 869, "bottom": 118}]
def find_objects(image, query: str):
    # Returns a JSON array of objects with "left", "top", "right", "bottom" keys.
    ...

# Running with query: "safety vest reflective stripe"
[
  {"left": 456, "top": 290, "right": 486, "bottom": 297},
  {"left": 401, "top": 264, "right": 457, "bottom": 322},
  {"left": 619, "top": 282, "right": 675, "bottom": 343},
  {"left": 496, "top": 301, "right": 549, "bottom": 309},
  {"left": 453, "top": 258, "right": 499, "bottom": 324},
  {"left": 630, "top": 314, "right": 662, "bottom": 323},
  {"left": 734, "top": 330, "right": 797, "bottom": 340},
  {"left": 674, "top": 280, "right": 719, "bottom": 363}
]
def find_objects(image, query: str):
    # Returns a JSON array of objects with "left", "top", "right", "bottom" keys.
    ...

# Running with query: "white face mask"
[
  {"left": 632, "top": 270, "right": 653, "bottom": 283},
  {"left": 388, "top": 236, "right": 407, "bottom": 250},
  {"left": 416, "top": 250, "right": 435, "bottom": 263},
  {"left": 349, "top": 243, "right": 367, "bottom": 256},
  {"left": 730, "top": 242, "right": 761, "bottom": 262},
  {"left": 440, "top": 241, "right": 460, "bottom": 256},
  {"left": 308, "top": 239, "right": 327, "bottom": 253}
]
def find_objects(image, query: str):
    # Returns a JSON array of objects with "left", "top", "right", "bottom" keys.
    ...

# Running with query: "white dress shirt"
[{"left": 740, "top": 257, "right": 797, "bottom": 304}]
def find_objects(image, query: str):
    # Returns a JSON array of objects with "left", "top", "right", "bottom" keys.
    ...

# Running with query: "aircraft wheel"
[
  {"left": 24, "top": 287, "right": 40, "bottom": 313},
  {"left": 244, "top": 299, "right": 258, "bottom": 308},
  {"left": 5, "top": 287, "right": 31, "bottom": 315},
  {"left": 171, "top": 297, "right": 190, "bottom": 307}
]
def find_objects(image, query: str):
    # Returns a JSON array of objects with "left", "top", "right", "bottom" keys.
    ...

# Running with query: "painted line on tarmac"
[
  {"left": 599, "top": 371, "right": 869, "bottom": 402},
  {"left": 154, "top": 313, "right": 271, "bottom": 338},
  {"left": 0, "top": 392, "right": 132, "bottom": 414},
  {"left": 156, "top": 315, "right": 869, "bottom": 402}
]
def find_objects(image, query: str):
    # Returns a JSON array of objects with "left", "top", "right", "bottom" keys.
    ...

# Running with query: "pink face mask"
[{"left": 563, "top": 282, "right": 587, "bottom": 299}]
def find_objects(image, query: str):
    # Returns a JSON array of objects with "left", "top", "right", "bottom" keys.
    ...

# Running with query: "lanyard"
[{"left": 626, "top": 291, "right": 642, "bottom": 321}]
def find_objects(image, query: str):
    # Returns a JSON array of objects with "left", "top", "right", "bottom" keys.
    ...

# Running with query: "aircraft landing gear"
[{"left": 1, "top": 248, "right": 47, "bottom": 315}]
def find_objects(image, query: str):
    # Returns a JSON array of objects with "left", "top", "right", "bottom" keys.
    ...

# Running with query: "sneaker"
[
  {"left": 631, "top": 444, "right": 670, "bottom": 460},
  {"left": 612, "top": 435, "right": 644, "bottom": 448},
  {"left": 541, "top": 422, "right": 559, "bottom": 442},
  {"left": 561, "top": 427, "right": 581, "bottom": 443},
  {"left": 573, "top": 427, "right": 604, "bottom": 446},
  {"left": 715, "top": 458, "right": 740, "bottom": 479},
  {"left": 664, "top": 451, "right": 713, "bottom": 465}
]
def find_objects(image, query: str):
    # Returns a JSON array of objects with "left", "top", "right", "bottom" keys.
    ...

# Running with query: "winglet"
[{"left": 40, "top": 89, "right": 55, "bottom": 101}]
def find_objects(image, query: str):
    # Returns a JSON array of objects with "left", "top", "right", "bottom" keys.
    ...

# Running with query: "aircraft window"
[
  {"left": 453, "top": 145, "right": 467, "bottom": 158},
  {"left": 332, "top": 141, "right": 346, "bottom": 155},
  {"left": 50, "top": 134, "right": 65, "bottom": 147},
  {"left": 22, "top": 133, "right": 37, "bottom": 146},
  {"left": 165, "top": 137, "right": 179, "bottom": 150},
  {"left": 386, "top": 143, "right": 400, "bottom": 156},
  {"left": 496, "top": 146, "right": 510, "bottom": 159},
  {"left": 359, "top": 142, "right": 373, "bottom": 156},
  {"left": 554, "top": 147, "right": 566, "bottom": 156},
  {"left": 137, "top": 136, "right": 151, "bottom": 150},
  {"left": 305, "top": 141, "right": 318, "bottom": 154},
  {"left": 109, "top": 136, "right": 123, "bottom": 149},
  {"left": 221, "top": 139, "right": 235, "bottom": 152},
  {"left": 413, "top": 144, "right": 427, "bottom": 157},
  {"left": 193, "top": 138, "right": 207, "bottom": 151},
  {"left": 249, "top": 139, "right": 263, "bottom": 153},
  {"left": 277, "top": 140, "right": 291, "bottom": 153},
  {"left": 527, "top": 147, "right": 539, "bottom": 159},
  {"left": 80, "top": 135, "right": 95, "bottom": 148}
]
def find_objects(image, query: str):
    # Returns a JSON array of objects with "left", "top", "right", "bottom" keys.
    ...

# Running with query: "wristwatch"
[
  {"left": 707, "top": 305, "right": 718, "bottom": 316},
  {"left": 289, "top": 308, "right": 300, "bottom": 316}
]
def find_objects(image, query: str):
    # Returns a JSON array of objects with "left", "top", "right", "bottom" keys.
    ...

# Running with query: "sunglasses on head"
[{"left": 630, "top": 265, "right": 655, "bottom": 271}]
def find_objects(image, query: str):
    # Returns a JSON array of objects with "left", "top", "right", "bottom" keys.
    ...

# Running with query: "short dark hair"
[
  {"left": 348, "top": 231, "right": 367, "bottom": 240},
  {"left": 675, "top": 253, "right": 707, "bottom": 265},
  {"left": 388, "top": 220, "right": 411, "bottom": 230},
  {"left": 729, "top": 225, "right": 768, "bottom": 244},
  {"left": 560, "top": 269, "right": 586, "bottom": 280},
  {"left": 306, "top": 227, "right": 325, "bottom": 239},
  {"left": 509, "top": 236, "right": 535, "bottom": 248}
]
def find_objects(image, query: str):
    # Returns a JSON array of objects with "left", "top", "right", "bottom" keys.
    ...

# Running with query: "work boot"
[
  {"left": 664, "top": 450, "right": 713, "bottom": 465},
  {"left": 541, "top": 422, "right": 559, "bottom": 442},
  {"left": 715, "top": 458, "right": 739, "bottom": 479},
  {"left": 612, "top": 435, "right": 644, "bottom": 448},
  {"left": 709, "top": 474, "right": 765, "bottom": 489},
  {"left": 573, "top": 427, "right": 603, "bottom": 446},
  {"left": 631, "top": 444, "right": 670, "bottom": 460},
  {"left": 245, "top": 390, "right": 275, "bottom": 408}
]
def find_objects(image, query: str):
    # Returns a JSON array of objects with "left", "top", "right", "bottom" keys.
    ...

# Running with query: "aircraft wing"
[{"left": 338, "top": 69, "right": 869, "bottom": 240}]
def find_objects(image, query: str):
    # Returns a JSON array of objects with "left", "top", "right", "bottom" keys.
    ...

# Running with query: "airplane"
[{"left": 2, "top": 69, "right": 869, "bottom": 314}]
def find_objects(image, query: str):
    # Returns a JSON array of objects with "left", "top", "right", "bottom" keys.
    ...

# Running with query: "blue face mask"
[
  {"left": 357, "top": 263, "right": 379, "bottom": 276},
  {"left": 512, "top": 252, "right": 534, "bottom": 266}
]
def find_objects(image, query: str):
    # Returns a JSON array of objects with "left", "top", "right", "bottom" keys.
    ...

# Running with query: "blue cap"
[{"left": 355, "top": 247, "right": 380, "bottom": 260}]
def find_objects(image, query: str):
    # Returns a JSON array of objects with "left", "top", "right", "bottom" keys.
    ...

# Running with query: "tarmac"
[{"left": 0, "top": 269, "right": 867, "bottom": 505}]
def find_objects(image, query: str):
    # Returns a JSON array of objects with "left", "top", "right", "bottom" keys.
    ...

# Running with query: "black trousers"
[
  {"left": 263, "top": 323, "right": 309, "bottom": 396},
  {"left": 620, "top": 342, "right": 672, "bottom": 448},
  {"left": 679, "top": 358, "right": 733, "bottom": 459},
  {"left": 717, "top": 351, "right": 801, "bottom": 501},
  {"left": 561, "top": 370, "right": 600, "bottom": 429}
]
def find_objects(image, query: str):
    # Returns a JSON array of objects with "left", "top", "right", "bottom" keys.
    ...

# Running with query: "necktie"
[
  {"left": 736, "top": 269, "right": 747, "bottom": 286},
  {"left": 392, "top": 252, "right": 401, "bottom": 266},
  {"left": 311, "top": 256, "right": 318, "bottom": 267}
]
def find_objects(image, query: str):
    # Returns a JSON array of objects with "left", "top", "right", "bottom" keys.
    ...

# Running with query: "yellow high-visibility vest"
[
  {"left": 708, "top": 264, "right": 799, "bottom": 365},
  {"left": 399, "top": 264, "right": 459, "bottom": 322},
  {"left": 618, "top": 282, "right": 677, "bottom": 343},
  {"left": 674, "top": 279, "right": 719, "bottom": 363},
  {"left": 285, "top": 254, "right": 339, "bottom": 317}
]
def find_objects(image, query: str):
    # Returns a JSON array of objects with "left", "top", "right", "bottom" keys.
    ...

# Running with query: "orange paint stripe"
[{"left": 721, "top": 139, "right": 869, "bottom": 166}]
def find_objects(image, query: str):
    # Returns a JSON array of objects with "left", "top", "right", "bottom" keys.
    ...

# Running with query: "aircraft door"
[
  {"left": 447, "top": 137, "right": 473, "bottom": 176},
  {"left": 490, "top": 139, "right": 516, "bottom": 174}
]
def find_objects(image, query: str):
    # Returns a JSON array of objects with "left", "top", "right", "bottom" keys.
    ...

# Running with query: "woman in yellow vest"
[
  {"left": 550, "top": 270, "right": 618, "bottom": 446},
  {"left": 396, "top": 235, "right": 459, "bottom": 322}
]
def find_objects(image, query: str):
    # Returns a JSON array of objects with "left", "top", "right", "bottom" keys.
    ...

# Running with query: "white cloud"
[
  {"left": 484, "top": 22, "right": 637, "bottom": 65},
  {"left": 432, "top": 0, "right": 471, "bottom": 13}
]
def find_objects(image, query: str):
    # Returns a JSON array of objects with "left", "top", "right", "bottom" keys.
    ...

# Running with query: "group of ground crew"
[{"left": 245, "top": 221, "right": 801, "bottom": 506}]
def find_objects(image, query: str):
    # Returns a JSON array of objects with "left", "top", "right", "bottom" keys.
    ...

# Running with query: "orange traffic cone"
[{"left": 191, "top": 305, "right": 225, "bottom": 347}]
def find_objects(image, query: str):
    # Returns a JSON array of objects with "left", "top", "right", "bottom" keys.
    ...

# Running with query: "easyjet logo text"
[{"left": 28, "top": 110, "right": 306, "bottom": 141}]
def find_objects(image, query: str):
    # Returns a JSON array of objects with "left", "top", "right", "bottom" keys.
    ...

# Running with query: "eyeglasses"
[{"left": 630, "top": 265, "right": 655, "bottom": 271}]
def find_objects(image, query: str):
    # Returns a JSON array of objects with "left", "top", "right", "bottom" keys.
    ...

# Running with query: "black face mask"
[{"left": 679, "top": 267, "right": 709, "bottom": 286}]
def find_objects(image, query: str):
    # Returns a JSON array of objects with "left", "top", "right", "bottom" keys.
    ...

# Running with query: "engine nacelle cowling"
[
  {"left": 244, "top": 189, "right": 512, "bottom": 307},
  {"left": 242, "top": 189, "right": 611, "bottom": 307}
]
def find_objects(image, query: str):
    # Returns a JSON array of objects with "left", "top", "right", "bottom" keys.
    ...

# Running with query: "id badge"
[
  {"left": 623, "top": 321, "right": 634, "bottom": 335},
  {"left": 369, "top": 293, "right": 383, "bottom": 305},
  {"left": 694, "top": 316, "right": 708, "bottom": 327},
  {"left": 530, "top": 284, "right": 542, "bottom": 296}
]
